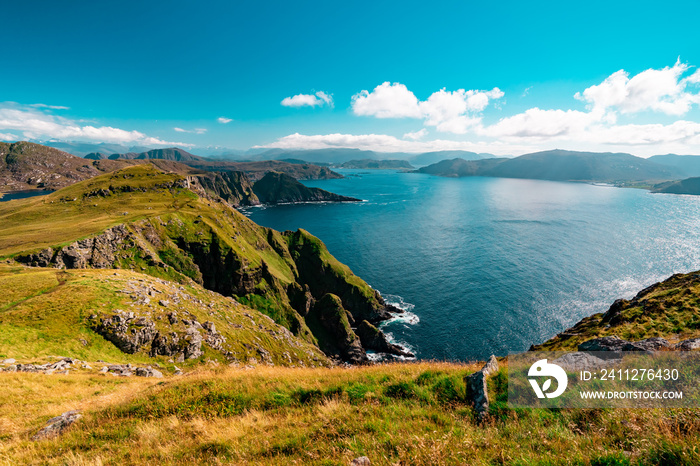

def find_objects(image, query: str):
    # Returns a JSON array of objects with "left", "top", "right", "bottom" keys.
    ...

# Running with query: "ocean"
[{"left": 244, "top": 169, "right": 700, "bottom": 361}]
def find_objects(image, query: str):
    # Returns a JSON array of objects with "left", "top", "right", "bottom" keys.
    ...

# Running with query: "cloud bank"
[
  {"left": 264, "top": 61, "right": 700, "bottom": 156},
  {"left": 0, "top": 102, "right": 188, "bottom": 146}
]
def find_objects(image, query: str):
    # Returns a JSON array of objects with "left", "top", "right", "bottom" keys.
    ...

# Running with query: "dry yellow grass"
[{"left": 1, "top": 363, "right": 699, "bottom": 465}]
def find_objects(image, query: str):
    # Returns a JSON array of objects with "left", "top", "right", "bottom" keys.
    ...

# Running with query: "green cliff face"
[
  {"left": 4, "top": 164, "right": 392, "bottom": 363},
  {"left": 193, "top": 171, "right": 260, "bottom": 206},
  {"left": 252, "top": 171, "right": 361, "bottom": 204}
]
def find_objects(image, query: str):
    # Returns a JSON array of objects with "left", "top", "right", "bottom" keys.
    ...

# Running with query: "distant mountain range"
[
  {"left": 416, "top": 150, "right": 687, "bottom": 183},
  {"left": 85, "top": 147, "right": 204, "bottom": 162},
  {"left": 647, "top": 154, "right": 700, "bottom": 178}
]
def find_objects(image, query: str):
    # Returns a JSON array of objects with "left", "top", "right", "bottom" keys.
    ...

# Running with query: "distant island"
[
  {"left": 415, "top": 149, "right": 687, "bottom": 185},
  {"left": 338, "top": 159, "right": 414, "bottom": 169}
]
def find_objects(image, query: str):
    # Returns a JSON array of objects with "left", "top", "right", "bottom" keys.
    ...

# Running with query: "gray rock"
[
  {"left": 134, "top": 367, "right": 163, "bottom": 378},
  {"left": 676, "top": 338, "right": 700, "bottom": 351},
  {"left": 350, "top": 457, "right": 371, "bottom": 466},
  {"left": 2, "top": 358, "right": 16, "bottom": 364},
  {"left": 553, "top": 353, "right": 611, "bottom": 372},
  {"left": 32, "top": 410, "right": 81, "bottom": 440},
  {"left": 92, "top": 312, "right": 157, "bottom": 354},
  {"left": 465, "top": 355, "right": 498, "bottom": 421},
  {"left": 579, "top": 336, "right": 671, "bottom": 358}
]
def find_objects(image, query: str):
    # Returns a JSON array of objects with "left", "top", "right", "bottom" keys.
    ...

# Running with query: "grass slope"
[
  {"left": 0, "top": 265, "right": 328, "bottom": 367},
  {"left": 1, "top": 363, "right": 699, "bottom": 465},
  {"left": 0, "top": 164, "right": 384, "bottom": 361}
]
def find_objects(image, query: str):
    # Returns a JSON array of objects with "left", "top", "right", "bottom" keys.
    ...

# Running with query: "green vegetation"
[
  {"left": 0, "top": 265, "right": 327, "bottom": 366},
  {"left": 0, "top": 164, "right": 387, "bottom": 362}
]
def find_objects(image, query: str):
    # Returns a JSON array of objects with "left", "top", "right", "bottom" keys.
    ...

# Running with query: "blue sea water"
[{"left": 244, "top": 170, "right": 700, "bottom": 361}]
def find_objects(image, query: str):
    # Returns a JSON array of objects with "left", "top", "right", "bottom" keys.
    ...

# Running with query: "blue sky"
[{"left": 1, "top": 0, "right": 700, "bottom": 156}]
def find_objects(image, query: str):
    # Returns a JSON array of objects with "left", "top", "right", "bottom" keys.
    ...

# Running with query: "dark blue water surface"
[
  {"left": 0, "top": 190, "right": 52, "bottom": 202},
  {"left": 243, "top": 170, "right": 700, "bottom": 361}
]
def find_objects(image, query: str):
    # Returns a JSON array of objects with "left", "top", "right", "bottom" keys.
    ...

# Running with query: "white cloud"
[
  {"left": 217, "top": 117, "right": 233, "bottom": 124},
  {"left": 281, "top": 91, "right": 334, "bottom": 108},
  {"left": 255, "top": 132, "right": 525, "bottom": 155},
  {"left": 480, "top": 107, "right": 608, "bottom": 139},
  {"left": 403, "top": 128, "right": 428, "bottom": 140},
  {"left": 174, "top": 127, "right": 207, "bottom": 134},
  {"left": 0, "top": 132, "right": 17, "bottom": 141},
  {"left": 351, "top": 82, "right": 422, "bottom": 118},
  {"left": 29, "top": 103, "right": 70, "bottom": 110},
  {"left": 575, "top": 59, "right": 700, "bottom": 115},
  {"left": 0, "top": 103, "right": 188, "bottom": 146},
  {"left": 351, "top": 82, "right": 504, "bottom": 134}
]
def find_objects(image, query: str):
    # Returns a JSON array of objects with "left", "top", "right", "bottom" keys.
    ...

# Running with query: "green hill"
[
  {"left": 0, "top": 164, "right": 400, "bottom": 364},
  {"left": 652, "top": 177, "right": 700, "bottom": 195},
  {"left": 0, "top": 141, "right": 137, "bottom": 192},
  {"left": 85, "top": 147, "right": 205, "bottom": 162},
  {"left": 648, "top": 154, "right": 700, "bottom": 178},
  {"left": 252, "top": 171, "right": 361, "bottom": 204}
]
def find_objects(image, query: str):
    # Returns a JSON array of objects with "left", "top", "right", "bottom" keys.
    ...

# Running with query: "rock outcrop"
[
  {"left": 194, "top": 171, "right": 260, "bottom": 207},
  {"left": 465, "top": 355, "right": 499, "bottom": 421},
  {"left": 309, "top": 294, "right": 367, "bottom": 364},
  {"left": 90, "top": 310, "right": 226, "bottom": 362},
  {"left": 578, "top": 336, "right": 672, "bottom": 357},
  {"left": 32, "top": 410, "right": 82, "bottom": 440},
  {"left": 356, "top": 320, "right": 414, "bottom": 358}
]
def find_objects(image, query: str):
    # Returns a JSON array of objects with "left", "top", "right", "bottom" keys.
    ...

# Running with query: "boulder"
[
  {"left": 32, "top": 410, "right": 81, "bottom": 440},
  {"left": 675, "top": 338, "right": 700, "bottom": 351},
  {"left": 350, "top": 457, "right": 371, "bottom": 466},
  {"left": 92, "top": 312, "right": 157, "bottom": 354},
  {"left": 578, "top": 336, "right": 671, "bottom": 358}
]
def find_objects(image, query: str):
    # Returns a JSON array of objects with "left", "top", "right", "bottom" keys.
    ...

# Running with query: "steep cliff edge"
[{"left": 4, "top": 165, "right": 398, "bottom": 363}]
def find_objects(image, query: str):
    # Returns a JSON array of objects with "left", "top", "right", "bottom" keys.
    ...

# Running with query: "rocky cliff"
[
  {"left": 252, "top": 172, "right": 361, "bottom": 204},
  {"left": 193, "top": 171, "right": 260, "bottom": 207}
]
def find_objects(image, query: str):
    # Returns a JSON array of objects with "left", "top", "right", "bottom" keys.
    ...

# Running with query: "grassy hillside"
[
  {"left": 0, "top": 141, "right": 138, "bottom": 192},
  {"left": 2, "top": 362, "right": 699, "bottom": 465},
  {"left": 0, "top": 265, "right": 327, "bottom": 367},
  {"left": 652, "top": 177, "right": 700, "bottom": 195},
  {"left": 0, "top": 164, "right": 394, "bottom": 363}
]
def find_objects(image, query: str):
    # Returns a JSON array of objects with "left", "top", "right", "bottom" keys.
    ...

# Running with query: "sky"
[{"left": 1, "top": 0, "right": 700, "bottom": 157}]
